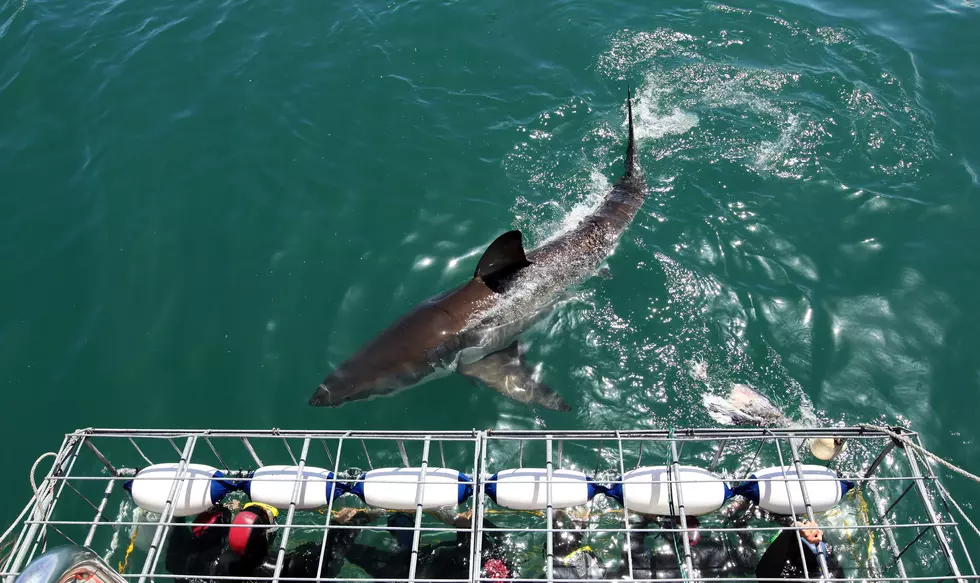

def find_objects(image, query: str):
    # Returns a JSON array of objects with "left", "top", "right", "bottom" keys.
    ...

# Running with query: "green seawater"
[{"left": 1, "top": 0, "right": 979, "bottom": 574}]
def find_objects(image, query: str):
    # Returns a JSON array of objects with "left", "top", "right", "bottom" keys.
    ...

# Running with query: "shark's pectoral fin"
[
  {"left": 474, "top": 230, "right": 531, "bottom": 293},
  {"left": 458, "top": 342, "right": 571, "bottom": 412}
]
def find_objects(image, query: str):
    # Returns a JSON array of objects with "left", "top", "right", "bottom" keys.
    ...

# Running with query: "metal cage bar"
[
  {"left": 668, "top": 437, "right": 694, "bottom": 580},
  {"left": 138, "top": 435, "right": 197, "bottom": 583},
  {"left": 315, "top": 433, "right": 349, "bottom": 580},
  {"left": 902, "top": 440, "right": 965, "bottom": 583},
  {"left": 407, "top": 437, "right": 432, "bottom": 583},
  {"left": 270, "top": 438, "right": 312, "bottom": 583},
  {"left": 545, "top": 435, "right": 555, "bottom": 583}
]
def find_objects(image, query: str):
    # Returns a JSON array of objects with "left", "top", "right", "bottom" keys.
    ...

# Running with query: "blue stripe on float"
[
  {"left": 585, "top": 476, "right": 606, "bottom": 499},
  {"left": 605, "top": 479, "right": 624, "bottom": 504},
  {"left": 485, "top": 472, "right": 499, "bottom": 503},
  {"left": 457, "top": 472, "right": 474, "bottom": 503},
  {"left": 209, "top": 470, "right": 236, "bottom": 504},
  {"left": 349, "top": 474, "right": 366, "bottom": 500},
  {"left": 326, "top": 471, "right": 348, "bottom": 501},
  {"left": 243, "top": 471, "right": 254, "bottom": 499},
  {"left": 732, "top": 476, "right": 760, "bottom": 504}
]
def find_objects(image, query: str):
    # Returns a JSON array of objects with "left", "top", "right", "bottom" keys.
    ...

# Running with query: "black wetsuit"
[
  {"left": 345, "top": 517, "right": 505, "bottom": 580},
  {"left": 755, "top": 530, "right": 844, "bottom": 580},
  {"left": 164, "top": 508, "right": 232, "bottom": 583},
  {"left": 546, "top": 547, "right": 607, "bottom": 580},
  {"left": 166, "top": 510, "right": 369, "bottom": 582},
  {"left": 616, "top": 529, "right": 758, "bottom": 580},
  {"left": 246, "top": 525, "right": 369, "bottom": 581}
]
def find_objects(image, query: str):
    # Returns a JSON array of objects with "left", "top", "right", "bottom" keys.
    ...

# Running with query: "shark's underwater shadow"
[{"left": 309, "top": 89, "right": 648, "bottom": 412}]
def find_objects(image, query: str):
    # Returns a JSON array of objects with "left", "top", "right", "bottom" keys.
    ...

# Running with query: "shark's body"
[{"left": 310, "top": 91, "right": 646, "bottom": 410}]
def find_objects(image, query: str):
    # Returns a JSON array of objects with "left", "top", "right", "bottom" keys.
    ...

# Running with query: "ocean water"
[{"left": 1, "top": 0, "right": 979, "bottom": 572}]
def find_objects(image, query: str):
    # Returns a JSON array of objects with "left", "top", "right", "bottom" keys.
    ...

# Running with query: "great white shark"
[{"left": 309, "top": 90, "right": 646, "bottom": 411}]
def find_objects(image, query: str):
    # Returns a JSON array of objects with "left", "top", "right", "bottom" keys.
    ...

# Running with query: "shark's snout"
[{"left": 309, "top": 384, "right": 340, "bottom": 407}]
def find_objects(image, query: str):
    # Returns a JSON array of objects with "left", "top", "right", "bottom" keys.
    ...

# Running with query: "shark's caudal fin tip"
[{"left": 624, "top": 85, "right": 637, "bottom": 179}]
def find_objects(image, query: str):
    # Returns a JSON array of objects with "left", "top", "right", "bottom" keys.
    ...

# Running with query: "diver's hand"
[
  {"left": 452, "top": 509, "right": 473, "bottom": 529},
  {"left": 794, "top": 520, "right": 823, "bottom": 544},
  {"left": 333, "top": 507, "right": 360, "bottom": 524}
]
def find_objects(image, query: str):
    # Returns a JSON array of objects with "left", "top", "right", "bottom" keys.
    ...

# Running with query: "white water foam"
[
  {"left": 630, "top": 81, "right": 699, "bottom": 141},
  {"left": 514, "top": 78, "right": 698, "bottom": 250}
]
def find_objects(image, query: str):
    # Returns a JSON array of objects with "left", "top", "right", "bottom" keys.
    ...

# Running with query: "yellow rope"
[
  {"left": 117, "top": 526, "right": 138, "bottom": 574},
  {"left": 484, "top": 509, "right": 546, "bottom": 517},
  {"left": 316, "top": 507, "right": 616, "bottom": 517},
  {"left": 559, "top": 545, "right": 593, "bottom": 563},
  {"left": 826, "top": 489, "right": 874, "bottom": 572},
  {"left": 856, "top": 489, "right": 875, "bottom": 565}
]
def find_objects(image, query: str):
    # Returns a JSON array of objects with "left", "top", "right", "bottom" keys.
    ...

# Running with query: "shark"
[{"left": 309, "top": 90, "right": 646, "bottom": 411}]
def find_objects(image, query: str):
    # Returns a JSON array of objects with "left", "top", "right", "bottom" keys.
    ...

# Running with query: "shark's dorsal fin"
[{"left": 474, "top": 230, "right": 531, "bottom": 293}]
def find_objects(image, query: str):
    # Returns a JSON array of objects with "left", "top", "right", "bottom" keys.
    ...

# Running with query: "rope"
[
  {"left": 827, "top": 488, "right": 875, "bottom": 572},
  {"left": 316, "top": 507, "right": 550, "bottom": 518},
  {"left": 31, "top": 452, "right": 58, "bottom": 556},
  {"left": 30, "top": 452, "right": 57, "bottom": 497},
  {"left": 857, "top": 490, "right": 875, "bottom": 566},
  {"left": 858, "top": 424, "right": 980, "bottom": 484},
  {"left": 860, "top": 423, "right": 980, "bottom": 551},
  {"left": 923, "top": 456, "right": 980, "bottom": 540},
  {"left": 0, "top": 452, "right": 58, "bottom": 548},
  {"left": 0, "top": 495, "right": 38, "bottom": 547},
  {"left": 0, "top": 537, "right": 13, "bottom": 566},
  {"left": 117, "top": 526, "right": 138, "bottom": 574}
]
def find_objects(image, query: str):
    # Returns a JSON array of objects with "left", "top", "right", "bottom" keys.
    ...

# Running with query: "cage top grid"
[{"left": 0, "top": 426, "right": 975, "bottom": 583}]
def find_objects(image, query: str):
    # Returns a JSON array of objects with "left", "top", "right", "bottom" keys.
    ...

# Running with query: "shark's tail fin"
[{"left": 624, "top": 86, "right": 637, "bottom": 179}]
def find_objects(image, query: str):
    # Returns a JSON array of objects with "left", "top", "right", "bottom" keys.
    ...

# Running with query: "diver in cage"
[
  {"left": 343, "top": 507, "right": 515, "bottom": 580},
  {"left": 755, "top": 520, "right": 844, "bottom": 581},
  {"left": 165, "top": 502, "right": 378, "bottom": 582},
  {"left": 165, "top": 504, "right": 234, "bottom": 583},
  {"left": 536, "top": 509, "right": 608, "bottom": 580},
  {"left": 225, "top": 504, "right": 381, "bottom": 581},
  {"left": 613, "top": 513, "right": 759, "bottom": 580}
]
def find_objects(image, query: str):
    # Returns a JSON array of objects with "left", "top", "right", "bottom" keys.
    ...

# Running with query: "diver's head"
[
  {"left": 190, "top": 505, "right": 232, "bottom": 548},
  {"left": 229, "top": 502, "right": 279, "bottom": 557}
]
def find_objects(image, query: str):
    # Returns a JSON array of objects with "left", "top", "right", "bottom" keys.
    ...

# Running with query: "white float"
[
  {"left": 734, "top": 464, "right": 854, "bottom": 515},
  {"left": 485, "top": 468, "right": 604, "bottom": 510},
  {"left": 124, "top": 463, "right": 237, "bottom": 517},
  {"left": 605, "top": 465, "right": 733, "bottom": 516},
  {"left": 245, "top": 465, "right": 345, "bottom": 510},
  {"left": 349, "top": 467, "right": 472, "bottom": 510}
]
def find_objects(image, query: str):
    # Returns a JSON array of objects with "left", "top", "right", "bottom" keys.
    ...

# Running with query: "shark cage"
[{"left": 0, "top": 426, "right": 976, "bottom": 583}]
